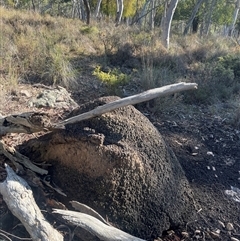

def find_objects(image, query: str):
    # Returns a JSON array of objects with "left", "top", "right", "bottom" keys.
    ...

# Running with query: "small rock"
[
  {"left": 207, "top": 151, "right": 214, "bottom": 156},
  {"left": 20, "top": 89, "right": 32, "bottom": 97},
  {"left": 181, "top": 231, "right": 189, "bottom": 238},
  {"left": 167, "top": 230, "right": 175, "bottom": 235},
  {"left": 231, "top": 237, "right": 240, "bottom": 241},
  {"left": 226, "top": 223, "right": 234, "bottom": 231},
  {"left": 218, "top": 220, "right": 225, "bottom": 228},
  {"left": 209, "top": 230, "right": 220, "bottom": 239}
]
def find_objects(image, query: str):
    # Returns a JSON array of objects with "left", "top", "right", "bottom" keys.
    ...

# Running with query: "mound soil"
[{"left": 24, "top": 96, "right": 197, "bottom": 240}]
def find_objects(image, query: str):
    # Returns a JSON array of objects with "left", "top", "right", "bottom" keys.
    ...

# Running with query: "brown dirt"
[{"left": 0, "top": 84, "right": 240, "bottom": 241}]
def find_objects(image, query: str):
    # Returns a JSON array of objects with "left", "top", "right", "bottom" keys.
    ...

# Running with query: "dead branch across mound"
[{"left": 55, "top": 82, "right": 197, "bottom": 127}]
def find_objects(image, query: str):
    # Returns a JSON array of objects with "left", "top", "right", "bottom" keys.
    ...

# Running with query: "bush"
[{"left": 93, "top": 66, "right": 130, "bottom": 94}]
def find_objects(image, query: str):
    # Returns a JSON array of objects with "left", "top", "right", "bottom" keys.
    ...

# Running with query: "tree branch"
[
  {"left": 55, "top": 82, "right": 197, "bottom": 127},
  {"left": 53, "top": 209, "right": 146, "bottom": 241},
  {"left": 0, "top": 164, "right": 63, "bottom": 241}
]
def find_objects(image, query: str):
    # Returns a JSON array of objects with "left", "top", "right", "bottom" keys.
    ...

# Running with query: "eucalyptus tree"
[
  {"left": 229, "top": 0, "right": 240, "bottom": 36},
  {"left": 115, "top": 0, "right": 124, "bottom": 25},
  {"left": 95, "top": 0, "right": 103, "bottom": 18},
  {"left": 183, "top": 0, "right": 204, "bottom": 35},
  {"left": 161, "top": 0, "right": 179, "bottom": 49}
]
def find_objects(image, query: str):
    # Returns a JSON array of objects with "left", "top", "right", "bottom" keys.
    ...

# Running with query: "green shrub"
[
  {"left": 217, "top": 55, "right": 240, "bottom": 80},
  {"left": 93, "top": 66, "right": 130, "bottom": 94}
]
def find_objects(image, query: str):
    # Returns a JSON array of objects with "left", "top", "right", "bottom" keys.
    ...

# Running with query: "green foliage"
[
  {"left": 174, "top": 0, "right": 234, "bottom": 26},
  {"left": 211, "top": 0, "right": 234, "bottom": 25},
  {"left": 217, "top": 55, "right": 240, "bottom": 80},
  {"left": 184, "top": 54, "right": 240, "bottom": 104},
  {"left": 80, "top": 25, "right": 99, "bottom": 34},
  {"left": 90, "top": 0, "right": 144, "bottom": 17},
  {"left": 93, "top": 66, "right": 130, "bottom": 87}
]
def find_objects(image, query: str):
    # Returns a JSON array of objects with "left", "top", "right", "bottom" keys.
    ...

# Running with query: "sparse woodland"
[{"left": 0, "top": 0, "right": 240, "bottom": 241}]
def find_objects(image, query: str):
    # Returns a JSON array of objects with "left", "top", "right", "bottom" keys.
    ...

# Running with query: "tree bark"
[
  {"left": 115, "top": 0, "right": 124, "bottom": 26},
  {"left": 150, "top": 0, "right": 155, "bottom": 30},
  {"left": 83, "top": 0, "right": 91, "bottom": 24},
  {"left": 183, "top": 0, "right": 204, "bottom": 35},
  {"left": 55, "top": 82, "right": 197, "bottom": 127},
  {"left": 53, "top": 209, "right": 146, "bottom": 241},
  {"left": 0, "top": 164, "right": 63, "bottom": 241},
  {"left": 229, "top": 0, "right": 240, "bottom": 37},
  {"left": 161, "top": 0, "right": 179, "bottom": 49},
  {"left": 95, "top": 0, "right": 103, "bottom": 19},
  {"left": 204, "top": 0, "right": 217, "bottom": 36}
]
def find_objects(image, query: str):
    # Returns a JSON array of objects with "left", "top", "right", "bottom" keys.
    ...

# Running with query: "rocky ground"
[{"left": 0, "top": 81, "right": 240, "bottom": 241}]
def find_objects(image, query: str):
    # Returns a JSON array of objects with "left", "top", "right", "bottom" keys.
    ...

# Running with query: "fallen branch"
[
  {"left": 55, "top": 82, "right": 197, "bottom": 127},
  {"left": 53, "top": 209, "right": 146, "bottom": 241},
  {"left": 0, "top": 112, "right": 51, "bottom": 136},
  {"left": 0, "top": 140, "right": 48, "bottom": 175},
  {"left": 70, "top": 200, "right": 110, "bottom": 225},
  {"left": 0, "top": 164, "right": 63, "bottom": 241}
]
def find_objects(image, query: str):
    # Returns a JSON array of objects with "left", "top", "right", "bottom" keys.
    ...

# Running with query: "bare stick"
[
  {"left": 0, "top": 140, "right": 48, "bottom": 175},
  {"left": 53, "top": 209, "right": 146, "bottom": 241},
  {"left": 0, "top": 112, "right": 51, "bottom": 136},
  {"left": 55, "top": 82, "right": 197, "bottom": 127},
  {"left": 0, "top": 164, "right": 63, "bottom": 241}
]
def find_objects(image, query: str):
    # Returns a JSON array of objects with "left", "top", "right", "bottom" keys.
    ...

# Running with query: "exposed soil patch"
[{"left": 149, "top": 106, "right": 240, "bottom": 240}]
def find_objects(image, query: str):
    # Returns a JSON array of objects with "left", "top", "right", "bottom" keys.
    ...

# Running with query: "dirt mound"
[{"left": 24, "top": 96, "right": 197, "bottom": 239}]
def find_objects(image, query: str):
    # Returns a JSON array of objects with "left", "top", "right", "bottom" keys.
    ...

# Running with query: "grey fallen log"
[
  {"left": 53, "top": 209, "right": 146, "bottom": 241},
  {"left": 70, "top": 200, "right": 110, "bottom": 225},
  {"left": 0, "top": 164, "right": 63, "bottom": 241},
  {"left": 55, "top": 82, "right": 197, "bottom": 127}
]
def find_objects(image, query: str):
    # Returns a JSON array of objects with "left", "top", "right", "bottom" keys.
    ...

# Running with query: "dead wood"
[
  {"left": 54, "top": 82, "right": 197, "bottom": 127},
  {"left": 0, "top": 140, "right": 48, "bottom": 175},
  {"left": 70, "top": 200, "right": 110, "bottom": 225},
  {"left": 53, "top": 209, "right": 146, "bottom": 241},
  {"left": 0, "top": 112, "right": 51, "bottom": 136},
  {"left": 0, "top": 164, "right": 63, "bottom": 241}
]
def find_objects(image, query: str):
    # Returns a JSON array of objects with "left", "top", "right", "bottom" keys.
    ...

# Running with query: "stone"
[
  {"left": 209, "top": 230, "right": 220, "bottom": 239},
  {"left": 231, "top": 237, "right": 240, "bottom": 241},
  {"left": 227, "top": 223, "right": 234, "bottom": 231}
]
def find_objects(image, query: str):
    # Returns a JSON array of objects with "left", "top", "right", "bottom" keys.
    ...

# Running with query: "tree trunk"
[
  {"left": 95, "top": 0, "right": 103, "bottom": 19},
  {"left": 161, "top": 0, "right": 179, "bottom": 49},
  {"left": 229, "top": 0, "right": 240, "bottom": 37},
  {"left": 183, "top": 0, "right": 204, "bottom": 35},
  {"left": 150, "top": 0, "right": 155, "bottom": 30},
  {"left": 83, "top": 0, "right": 91, "bottom": 24},
  {"left": 204, "top": 0, "right": 217, "bottom": 36},
  {"left": 115, "top": 0, "right": 124, "bottom": 26}
]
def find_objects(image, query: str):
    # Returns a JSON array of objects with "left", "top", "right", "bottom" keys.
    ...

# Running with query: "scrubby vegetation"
[{"left": 1, "top": 6, "right": 240, "bottom": 113}]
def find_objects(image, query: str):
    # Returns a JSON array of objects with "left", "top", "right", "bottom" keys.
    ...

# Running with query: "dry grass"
[{"left": 1, "top": 6, "right": 240, "bottom": 119}]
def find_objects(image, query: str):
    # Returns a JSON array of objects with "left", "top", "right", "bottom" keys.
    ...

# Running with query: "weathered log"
[
  {"left": 0, "top": 164, "right": 63, "bottom": 241},
  {"left": 0, "top": 140, "right": 48, "bottom": 175},
  {"left": 55, "top": 82, "right": 197, "bottom": 127},
  {"left": 70, "top": 200, "right": 110, "bottom": 225},
  {"left": 53, "top": 209, "right": 146, "bottom": 241},
  {"left": 0, "top": 112, "right": 51, "bottom": 136}
]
